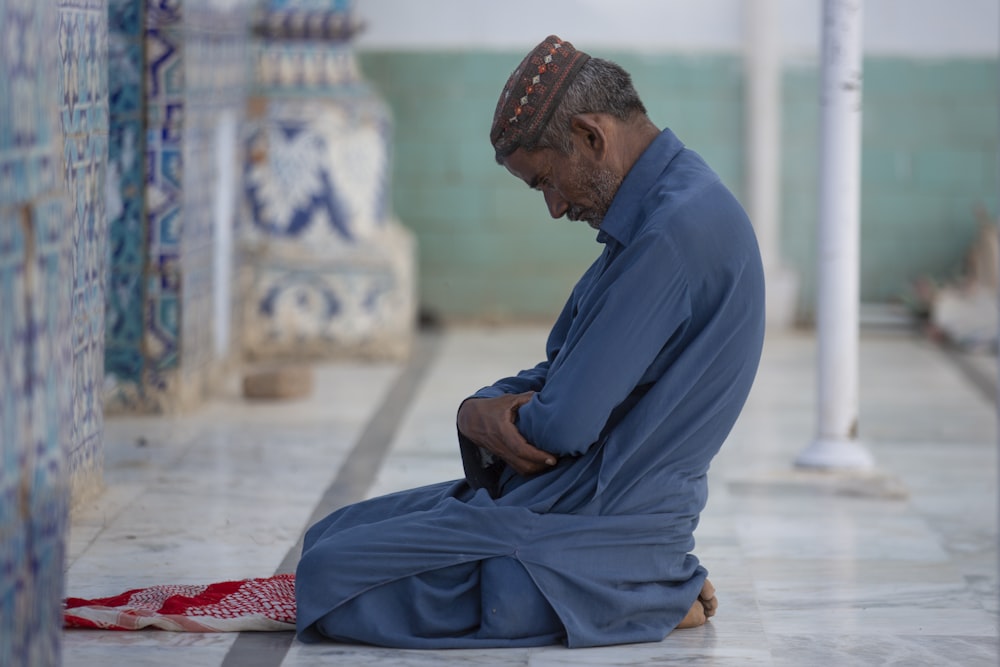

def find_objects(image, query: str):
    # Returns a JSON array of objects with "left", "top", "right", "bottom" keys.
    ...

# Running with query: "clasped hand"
[{"left": 456, "top": 391, "right": 558, "bottom": 476}]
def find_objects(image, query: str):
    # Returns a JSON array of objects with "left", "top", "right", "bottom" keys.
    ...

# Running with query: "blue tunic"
[{"left": 296, "top": 128, "right": 765, "bottom": 648}]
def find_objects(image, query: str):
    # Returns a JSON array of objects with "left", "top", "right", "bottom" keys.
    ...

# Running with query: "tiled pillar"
[
  {"left": 105, "top": 0, "right": 252, "bottom": 412},
  {"left": 169, "top": 2, "right": 251, "bottom": 406},
  {"left": 60, "top": 0, "right": 110, "bottom": 503},
  {"left": 1, "top": 0, "right": 108, "bottom": 662},
  {"left": 240, "top": 0, "right": 416, "bottom": 360},
  {"left": 104, "top": 0, "right": 146, "bottom": 405}
]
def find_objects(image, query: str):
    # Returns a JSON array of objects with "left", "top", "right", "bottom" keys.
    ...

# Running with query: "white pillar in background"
[
  {"left": 796, "top": 0, "right": 874, "bottom": 469},
  {"left": 745, "top": 0, "right": 798, "bottom": 329}
]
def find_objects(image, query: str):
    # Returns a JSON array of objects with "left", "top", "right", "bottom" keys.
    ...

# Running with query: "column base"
[
  {"left": 240, "top": 220, "right": 416, "bottom": 362},
  {"left": 795, "top": 437, "right": 875, "bottom": 469}
]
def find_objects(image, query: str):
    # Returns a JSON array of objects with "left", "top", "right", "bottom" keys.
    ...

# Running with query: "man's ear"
[{"left": 569, "top": 113, "right": 608, "bottom": 161}]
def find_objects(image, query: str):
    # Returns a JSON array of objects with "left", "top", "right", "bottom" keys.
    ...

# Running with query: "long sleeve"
[
  {"left": 457, "top": 276, "right": 578, "bottom": 493},
  {"left": 467, "top": 295, "right": 576, "bottom": 400},
  {"left": 467, "top": 361, "right": 551, "bottom": 400},
  {"left": 514, "top": 229, "right": 691, "bottom": 457}
]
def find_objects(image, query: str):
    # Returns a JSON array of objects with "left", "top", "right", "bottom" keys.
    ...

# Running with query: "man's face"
[{"left": 503, "top": 147, "right": 621, "bottom": 230}]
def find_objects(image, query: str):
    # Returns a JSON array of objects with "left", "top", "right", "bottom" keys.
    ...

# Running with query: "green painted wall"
[
  {"left": 359, "top": 51, "right": 998, "bottom": 322},
  {"left": 782, "top": 58, "right": 998, "bottom": 318}
]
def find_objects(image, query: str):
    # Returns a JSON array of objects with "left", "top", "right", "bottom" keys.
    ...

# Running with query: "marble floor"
[{"left": 63, "top": 326, "right": 998, "bottom": 666}]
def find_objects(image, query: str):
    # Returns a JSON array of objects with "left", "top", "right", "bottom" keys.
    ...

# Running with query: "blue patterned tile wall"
[
  {"left": 0, "top": 0, "right": 107, "bottom": 661},
  {"left": 106, "top": 0, "right": 251, "bottom": 411},
  {"left": 177, "top": 1, "right": 251, "bottom": 399},
  {"left": 59, "top": 0, "right": 109, "bottom": 499},
  {"left": 0, "top": 203, "right": 73, "bottom": 667},
  {"left": 105, "top": 0, "right": 146, "bottom": 394},
  {"left": 144, "top": 9, "right": 184, "bottom": 382},
  {"left": 0, "top": 1, "right": 67, "bottom": 663}
]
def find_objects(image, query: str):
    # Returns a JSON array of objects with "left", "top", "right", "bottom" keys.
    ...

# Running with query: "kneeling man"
[{"left": 295, "top": 35, "right": 765, "bottom": 649}]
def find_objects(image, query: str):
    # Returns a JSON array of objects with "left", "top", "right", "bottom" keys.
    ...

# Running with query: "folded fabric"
[{"left": 64, "top": 574, "right": 296, "bottom": 632}]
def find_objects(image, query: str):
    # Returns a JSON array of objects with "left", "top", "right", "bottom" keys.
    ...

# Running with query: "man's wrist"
[{"left": 456, "top": 396, "right": 485, "bottom": 437}]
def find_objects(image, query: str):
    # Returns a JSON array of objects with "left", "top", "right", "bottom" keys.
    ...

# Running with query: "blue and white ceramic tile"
[
  {"left": 256, "top": 265, "right": 396, "bottom": 341},
  {"left": 243, "top": 106, "right": 390, "bottom": 244},
  {"left": 0, "top": 1, "right": 61, "bottom": 204},
  {"left": 143, "top": 19, "right": 183, "bottom": 376},
  {"left": 125, "top": 1, "right": 251, "bottom": 407},
  {"left": 26, "top": 192, "right": 75, "bottom": 667},
  {"left": 108, "top": 0, "right": 140, "bottom": 37},
  {"left": 108, "top": 30, "right": 142, "bottom": 116},
  {"left": 175, "top": 8, "right": 250, "bottom": 391},
  {"left": 241, "top": 220, "right": 415, "bottom": 359},
  {"left": 241, "top": 0, "right": 413, "bottom": 359},
  {"left": 146, "top": 0, "right": 183, "bottom": 29},
  {"left": 267, "top": 0, "right": 355, "bottom": 11},
  {"left": 105, "top": 0, "right": 145, "bottom": 392},
  {"left": 257, "top": 0, "right": 359, "bottom": 40},
  {"left": 255, "top": 42, "right": 364, "bottom": 90},
  {"left": 58, "top": 0, "right": 109, "bottom": 494},
  {"left": 0, "top": 207, "right": 33, "bottom": 665},
  {"left": 0, "top": 0, "right": 104, "bottom": 662},
  {"left": 0, "top": 183, "right": 76, "bottom": 667},
  {"left": 143, "top": 25, "right": 183, "bottom": 383}
]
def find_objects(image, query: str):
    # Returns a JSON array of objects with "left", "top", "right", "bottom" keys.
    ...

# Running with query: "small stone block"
[{"left": 242, "top": 365, "right": 314, "bottom": 400}]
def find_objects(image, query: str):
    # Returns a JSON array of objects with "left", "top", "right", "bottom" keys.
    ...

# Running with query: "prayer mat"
[{"left": 63, "top": 574, "right": 296, "bottom": 632}]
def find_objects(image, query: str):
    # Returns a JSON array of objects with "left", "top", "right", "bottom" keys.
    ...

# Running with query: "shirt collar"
[{"left": 596, "top": 128, "right": 684, "bottom": 247}]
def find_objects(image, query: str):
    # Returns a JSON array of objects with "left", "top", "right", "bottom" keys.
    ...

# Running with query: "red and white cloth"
[{"left": 63, "top": 574, "right": 296, "bottom": 632}]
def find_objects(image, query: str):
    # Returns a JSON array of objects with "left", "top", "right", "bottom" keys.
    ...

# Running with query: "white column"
[
  {"left": 745, "top": 0, "right": 798, "bottom": 329},
  {"left": 213, "top": 110, "right": 237, "bottom": 360},
  {"left": 796, "top": 0, "right": 874, "bottom": 469}
]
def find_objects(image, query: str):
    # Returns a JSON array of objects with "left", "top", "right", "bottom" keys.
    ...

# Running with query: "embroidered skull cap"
[{"left": 490, "top": 35, "right": 591, "bottom": 159}]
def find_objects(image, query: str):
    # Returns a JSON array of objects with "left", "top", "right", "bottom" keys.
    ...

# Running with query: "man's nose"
[{"left": 544, "top": 189, "right": 569, "bottom": 219}]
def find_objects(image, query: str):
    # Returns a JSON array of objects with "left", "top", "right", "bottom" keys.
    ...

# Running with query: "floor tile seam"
[
  {"left": 272, "top": 329, "right": 448, "bottom": 577},
  {"left": 743, "top": 577, "right": 780, "bottom": 665},
  {"left": 219, "top": 329, "right": 443, "bottom": 667}
]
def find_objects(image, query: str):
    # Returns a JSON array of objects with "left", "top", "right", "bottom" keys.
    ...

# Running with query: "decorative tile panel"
[
  {"left": 107, "top": 0, "right": 252, "bottom": 412},
  {"left": 255, "top": 42, "right": 363, "bottom": 90},
  {"left": 241, "top": 223, "right": 414, "bottom": 358},
  {"left": 15, "top": 193, "right": 73, "bottom": 667},
  {"left": 146, "top": 0, "right": 183, "bottom": 28},
  {"left": 105, "top": 0, "right": 146, "bottom": 394},
  {"left": 243, "top": 102, "right": 390, "bottom": 244},
  {"left": 174, "top": 2, "right": 251, "bottom": 405},
  {"left": 0, "top": 0, "right": 95, "bottom": 662},
  {"left": 241, "top": 0, "right": 415, "bottom": 360},
  {"left": 57, "top": 0, "right": 108, "bottom": 502},
  {"left": 0, "top": 17, "right": 62, "bottom": 667}
]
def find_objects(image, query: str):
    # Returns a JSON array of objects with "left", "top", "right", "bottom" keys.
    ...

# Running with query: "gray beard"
[{"left": 568, "top": 164, "right": 621, "bottom": 230}]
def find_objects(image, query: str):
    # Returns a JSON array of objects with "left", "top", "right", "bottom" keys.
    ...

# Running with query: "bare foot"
[{"left": 675, "top": 578, "right": 717, "bottom": 629}]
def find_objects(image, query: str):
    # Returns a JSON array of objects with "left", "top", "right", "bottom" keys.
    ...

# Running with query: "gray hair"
[{"left": 521, "top": 57, "right": 647, "bottom": 157}]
